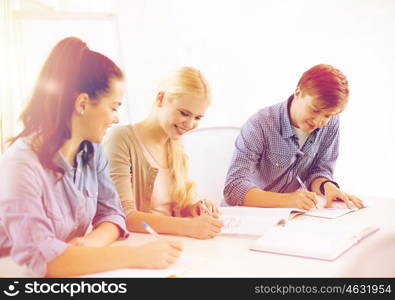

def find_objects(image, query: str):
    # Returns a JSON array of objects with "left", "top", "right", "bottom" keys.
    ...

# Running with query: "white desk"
[{"left": 1, "top": 196, "right": 394, "bottom": 277}]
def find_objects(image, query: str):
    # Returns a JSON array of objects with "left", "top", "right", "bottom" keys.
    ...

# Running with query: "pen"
[
  {"left": 296, "top": 175, "right": 317, "bottom": 209},
  {"left": 141, "top": 221, "right": 161, "bottom": 240},
  {"left": 199, "top": 200, "right": 211, "bottom": 216},
  {"left": 296, "top": 175, "right": 307, "bottom": 190}
]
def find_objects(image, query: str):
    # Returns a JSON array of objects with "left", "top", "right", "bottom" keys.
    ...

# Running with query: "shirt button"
[{"left": 275, "top": 163, "right": 279, "bottom": 167}]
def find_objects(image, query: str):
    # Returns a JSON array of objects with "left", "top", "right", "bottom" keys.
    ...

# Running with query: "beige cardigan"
[{"left": 103, "top": 125, "right": 159, "bottom": 216}]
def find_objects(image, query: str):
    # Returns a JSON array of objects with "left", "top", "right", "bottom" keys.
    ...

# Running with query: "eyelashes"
[{"left": 179, "top": 110, "right": 203, "bottom": 120}]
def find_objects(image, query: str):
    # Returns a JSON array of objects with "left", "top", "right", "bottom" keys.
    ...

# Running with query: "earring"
[{"left": 80, "top": 110, "right": 84, "bottom": 115}]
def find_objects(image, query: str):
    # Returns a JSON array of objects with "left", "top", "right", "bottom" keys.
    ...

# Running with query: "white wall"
[
  {"left": 114, "top": 0, "right": 395, "bottom": 197},
  {"left": 1, "top": 0, "right": 128, "bottom": 143},
  {"left": 3, "top": 0, "right": 394, "bottom": 198},
  {"left": 112, "top": 0, "right": 395, "bottom": 199},
  {"left": 10, "top": 0, "right": 390, "bottom": 198}
]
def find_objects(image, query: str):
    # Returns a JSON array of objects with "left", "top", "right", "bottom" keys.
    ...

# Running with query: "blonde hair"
[{"left": 159, "top": 67, "right": 210, "bottom": 213}]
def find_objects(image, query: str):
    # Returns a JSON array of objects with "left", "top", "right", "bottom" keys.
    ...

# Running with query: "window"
[{"left": 0, "top": 1, "right": 128, "bottom": 152}]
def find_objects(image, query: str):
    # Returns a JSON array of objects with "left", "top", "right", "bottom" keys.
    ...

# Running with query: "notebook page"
[
  {"left": 304, "top": 196, "right": 363, "bottom": 219},
  {"left": 220, "top": 207, "right": 304, "bottom": 235},
  {"left": 220, "top": 207, "right": 304, "bottom": 219},
  {"left": 220, "top": 215, "right": 281, "bottom": 235}
]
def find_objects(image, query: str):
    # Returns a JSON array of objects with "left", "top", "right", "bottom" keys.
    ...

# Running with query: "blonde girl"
[{"left": 104, "top": 67, "right": 223, "bottom": 239}]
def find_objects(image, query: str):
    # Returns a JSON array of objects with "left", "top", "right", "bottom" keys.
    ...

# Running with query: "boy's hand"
[
  {"left": 288, "top": 190, "right": 317, "bottom": 210},
  {"left": 324, "top": 184, "right": 364, "bottom": 208}
]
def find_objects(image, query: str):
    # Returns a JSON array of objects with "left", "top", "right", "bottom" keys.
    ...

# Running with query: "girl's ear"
[
  {"left": 155, "top": 91, "right": 165, "bottom": 107},
  {"left": 74, "top": 93, "right": 90, "bottom": 115}
]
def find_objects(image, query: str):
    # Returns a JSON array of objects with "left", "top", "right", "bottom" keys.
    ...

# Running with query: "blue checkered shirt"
[{"left": 224, "top": 99, "right": 339, "bottom": 206}]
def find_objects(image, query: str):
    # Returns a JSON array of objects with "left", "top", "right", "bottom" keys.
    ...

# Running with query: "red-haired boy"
[{"left": 224, "top": 64, "right": 363, "bottom": 210}]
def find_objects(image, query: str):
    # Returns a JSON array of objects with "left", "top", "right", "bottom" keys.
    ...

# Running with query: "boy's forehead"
[
  {"left": 309, "top": 100, "right": 342, "bottom": 115},
  {"left": 301, "top": 92, "right": 340, "bottom": 113}
]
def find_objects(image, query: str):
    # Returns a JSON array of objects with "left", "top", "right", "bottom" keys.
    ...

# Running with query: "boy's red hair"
[{"left": 297, "top": 64, "right": 349, "bottom": 110}]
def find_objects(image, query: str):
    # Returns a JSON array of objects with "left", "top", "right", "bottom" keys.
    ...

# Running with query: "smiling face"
[
  {"left": 290, "top": 88, "right": 342, "bottom": 134},
  {"left": 79, "top": 78, "right": 125, "bottom": 143},
  {"left": 157, "top": 92, "right": 210, "bottom": 140}
]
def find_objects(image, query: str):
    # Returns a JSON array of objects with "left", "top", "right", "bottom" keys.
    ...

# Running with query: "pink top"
[{"left": 132, "top": 126, "right": 172, "bottom": 216}]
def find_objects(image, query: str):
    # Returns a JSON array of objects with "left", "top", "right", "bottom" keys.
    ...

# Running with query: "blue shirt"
[
  {"left": 224, "top": 99, "right": 339, "bottom": 206},
  {"left": 0, "top": 137, "right": 128, "bottom": 276}
]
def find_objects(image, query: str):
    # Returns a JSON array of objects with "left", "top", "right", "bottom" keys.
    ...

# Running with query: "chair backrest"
[{"left": 182, "top": 126, "right": 240, "bottom": 205}]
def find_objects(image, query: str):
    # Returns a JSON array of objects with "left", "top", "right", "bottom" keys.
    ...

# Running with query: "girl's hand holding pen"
[
  {"left": 127, "top": 222, "right": 183, "bottom": 269},
  {"left": 189, "top": 199, "right": 220, "bottom": 218},
  {"left": 128, "top": 239, "right": 183, "bottom": 269},
  {"left": 186, "top": 215, "right": 223, "bottom": 239},
  {"left": 178, "top": 201, "right": 223, "bottom": 239}
]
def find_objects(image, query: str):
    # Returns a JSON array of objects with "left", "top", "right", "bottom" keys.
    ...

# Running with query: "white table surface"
[{"left": 1, "top": 196, "right": 394, "bottom": 277}]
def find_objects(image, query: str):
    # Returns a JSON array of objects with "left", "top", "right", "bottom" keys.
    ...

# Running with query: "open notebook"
[
  {"left": 220, "top": 207, "right": 303, "bottom": 236},
  {"left": 303, "top": 195, "right": 366, "bottom": 218},
  {"left": 250, "top": 220, "right": 379, "bottom": 261},
  {"left": 220, "top": 196, "right": 366, "bottom": 235},
  {"left": 79, "top": 255, "right": 203, "bottom": 278}
]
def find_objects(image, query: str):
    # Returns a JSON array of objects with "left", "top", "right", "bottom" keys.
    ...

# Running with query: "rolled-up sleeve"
[
  {"left": 94, "top": 145, "right": 129, "bottom": 239},
  {"left": 224, "top": 115, "right": 264, "bottom": 206},
  {"left": 0, "top": 161, "right": 69, "bottom": 277},
  {"left": 305, "top": 116, "right": 339, "bottom": 189}
]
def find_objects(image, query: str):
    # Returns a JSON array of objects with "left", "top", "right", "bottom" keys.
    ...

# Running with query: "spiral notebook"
[{"left": 250, "top": 220, "right": 379, "bottom": 261}]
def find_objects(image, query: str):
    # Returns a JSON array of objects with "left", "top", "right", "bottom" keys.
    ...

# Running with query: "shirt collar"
[
  {"left": 280, "top": 96, "right": 296, "bottom": 139},
  {"left": 54, "top": 141, "right": 92, "bottom": 172},
  {"left": 280, "top": 95, "right": 321, "bottom": 139}
]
